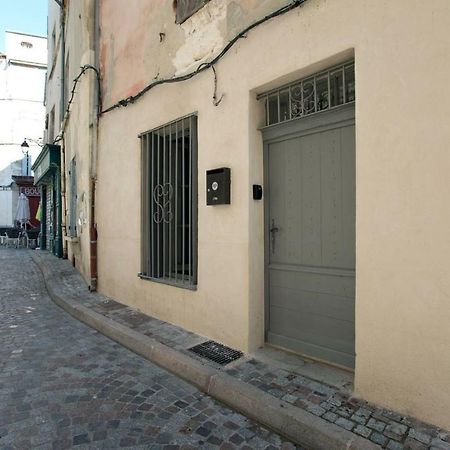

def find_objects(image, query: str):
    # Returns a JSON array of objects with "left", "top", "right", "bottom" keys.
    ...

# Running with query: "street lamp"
[{"left": 21, "top": 140, "right": 30, "bottom": 176}]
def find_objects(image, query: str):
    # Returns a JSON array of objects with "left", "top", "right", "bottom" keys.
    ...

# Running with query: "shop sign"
[
  {"left": 34, "top": 152, "right": 50, "bottom": 182},
  {"left": 20, "top": 186, "right": 40, "bottom": 197}
]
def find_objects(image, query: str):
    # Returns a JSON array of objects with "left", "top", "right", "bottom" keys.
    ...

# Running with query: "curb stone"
[{"left": 31, "top": 252, "right": 381, "bottom": 450}]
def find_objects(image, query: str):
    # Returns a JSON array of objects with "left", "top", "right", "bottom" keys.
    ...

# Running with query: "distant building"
[
  {"left": 0, "top": 159, "right": 41, "bottom": 228},
  {"left": 0, "top": 31, "right": 46, "bottom": 172},
  {"left": 0, "top": 31, "right": 46, "bottom": 228},
  {"left": 0, "top": 160, "right": 21, "bottom": 227}
]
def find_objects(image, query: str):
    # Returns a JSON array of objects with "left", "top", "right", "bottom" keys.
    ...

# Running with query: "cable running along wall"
[{"left": 56, "top": 0, "right": 308, "bottom": 135}]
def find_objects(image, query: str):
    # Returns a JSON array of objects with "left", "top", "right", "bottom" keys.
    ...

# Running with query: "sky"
[{"left": 0, "top": 0, "right": 48, "bottom": 53}]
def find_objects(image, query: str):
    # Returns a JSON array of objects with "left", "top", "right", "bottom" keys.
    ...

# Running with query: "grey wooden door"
[{"left": 264, "top": 105, "right": 355, "bottom": 368}]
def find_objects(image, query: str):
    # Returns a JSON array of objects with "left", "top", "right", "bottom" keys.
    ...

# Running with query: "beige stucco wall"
[
  {"left": 62, "top": 0, "right": 98, "bottom": 284},
  {"left": 96, "top": 0, "right": 450, "bottom": 430}
]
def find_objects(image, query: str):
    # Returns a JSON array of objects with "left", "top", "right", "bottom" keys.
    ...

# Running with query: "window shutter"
[
  {"left": 175, "top": 0, "right": 209, "bottom": 24},
  {"left": 69, "top": 158, "right": 77, "bottom": 237}
]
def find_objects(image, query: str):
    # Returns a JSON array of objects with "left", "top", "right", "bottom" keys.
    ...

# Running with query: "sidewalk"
[{"left": 31, "top": 251, "right": 450, "bottom": 450}]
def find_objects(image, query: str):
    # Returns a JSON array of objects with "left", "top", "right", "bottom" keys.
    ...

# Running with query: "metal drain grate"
[{"left": 189, "top": 340, "right": 243, "bottom": 365}]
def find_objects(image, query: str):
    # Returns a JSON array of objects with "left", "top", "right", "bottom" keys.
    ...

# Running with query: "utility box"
[{"left": 206, "top": 167, "right": 231, "bottom": 205}]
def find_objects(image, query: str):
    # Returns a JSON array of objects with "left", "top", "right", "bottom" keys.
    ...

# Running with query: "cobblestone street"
[
  {"left": 0, "top": 248, "right": 300, "bottom": 450},
  {"left": 33, "top": 251, "right": 450, "bottom": 450}
]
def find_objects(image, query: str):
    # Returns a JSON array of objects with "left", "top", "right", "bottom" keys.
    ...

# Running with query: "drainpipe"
[
  {"left": 60, "top": 4, "right": 68, "bottom": 259},
  {"left": 89, "top": 0, "right": 100, "bottom": 291},
  {"left": 89, "top": 178, "right": 97, "bottom": 291},
  {"left": 61, "top": 8, "right": 68, "bottom": 259},
  {"left": 61, "top": 136, "right": 67, "bottom": 258},
  {"left": 54, "top": 0, "right": 68, "bottom": 258}
]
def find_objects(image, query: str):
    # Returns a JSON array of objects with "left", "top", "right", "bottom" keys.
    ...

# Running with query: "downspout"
[
  {"left": 61, "top": 135, "right": 67, "bottom": 258},
  {"left": 60, "top": 4, "right": 68, "bottom": 259},
  {"left": 55, "top": 0, "right": 68, "bottom": 258},
  {"left": 89, "top": 0, "right": 100, "bottom": 291}
]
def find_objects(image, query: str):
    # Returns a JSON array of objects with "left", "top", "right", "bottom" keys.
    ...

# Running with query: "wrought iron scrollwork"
[
  {"left": 291, "top": 84, "right": 302, "bottom": 118},
  {"left": 261, "top": 61, "right": 355, "bottom": 127},
  {"left": 291, "top": 80, "right": 315, "bottom": 118},
  {"left": 302, "top": 79, "right": 315, "bottom": 115},
  {"left": 153, "top": 183, "right": 173, "bottom": 224}
]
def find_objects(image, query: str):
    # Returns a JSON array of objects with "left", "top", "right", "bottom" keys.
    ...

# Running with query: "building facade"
[
  {"left": 43, "top": 0, "right": 450, "bottom": 431},
  {"left": 0, "top": 159, "right": 41, "bottom": 229},
  {"left": 0, "top": 31, "right": 46, "bottom": 171},
  {"left": 32, "top": 143, "right": 62, "bottom": 256},
  {"left": 36, "top": 0, "right": 98, "bottom": 261},
  {"left": 0, "top": 31, "right": 46, "bottom": 228},
  {"left": 0, "top": 160, "right": 22, "bottom": 227}
]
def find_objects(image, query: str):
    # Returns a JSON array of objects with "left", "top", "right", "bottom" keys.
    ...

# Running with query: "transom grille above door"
[
  {"left": 139, "top": 114, "right": 198, "bottom": 288},
  {"left": 258, "top": 61, "right": 355, "bottom": 127}
]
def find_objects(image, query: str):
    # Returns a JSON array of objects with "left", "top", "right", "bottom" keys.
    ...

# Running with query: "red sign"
[{"left": 20, "top": 186, "right": 40, "bottom": 197}]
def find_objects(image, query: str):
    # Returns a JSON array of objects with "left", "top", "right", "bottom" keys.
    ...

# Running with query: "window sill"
[{"left": 138, "top": 273, "right": 197, "bottom": 291}]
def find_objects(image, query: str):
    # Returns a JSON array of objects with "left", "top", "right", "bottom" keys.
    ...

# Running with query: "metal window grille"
[
  {"left": 139, "top": 114, "right": 198, "bottom": 288},
  {"left": 258, "top": 61, "right": 355, "bottom": 127},
  {"left": 68, "top": 157, "right": 77, "bottom": 237}
]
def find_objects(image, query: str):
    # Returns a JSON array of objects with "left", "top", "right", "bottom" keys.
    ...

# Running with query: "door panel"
[{"left": 266, "top": 114, "right": 355, "bottom": 368}]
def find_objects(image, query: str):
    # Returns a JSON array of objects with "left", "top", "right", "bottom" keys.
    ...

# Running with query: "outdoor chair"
[
  {"left": 19, "top": 231, "right": 28, "bottom": 248},
  {"left": 5, "top": 230, "right": 20, "bottom": 248},
  {"left": 24, "top": 228, "right": 40, "bottom": 249},
  {"left": 25, "top": 230, "right": 38, "bottom": 249}
]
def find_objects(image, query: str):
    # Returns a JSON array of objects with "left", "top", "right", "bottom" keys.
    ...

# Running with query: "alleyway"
[{"left": 0, "top": 248, "right": 299, "bottom": 450}]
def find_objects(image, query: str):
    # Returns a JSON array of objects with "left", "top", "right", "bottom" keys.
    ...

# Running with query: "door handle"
[{"left": 270, "top": 219, "right": 279, "bottom": 254}]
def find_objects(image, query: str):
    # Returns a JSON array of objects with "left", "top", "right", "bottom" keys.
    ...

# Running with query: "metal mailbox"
[{"left": 206, "top": 167, "right": 230, "bottom": 205}]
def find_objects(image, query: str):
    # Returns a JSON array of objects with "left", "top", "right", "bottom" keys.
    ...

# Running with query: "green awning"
[{"left": 32, "top": 144, "right": 61, "bottom": 185}]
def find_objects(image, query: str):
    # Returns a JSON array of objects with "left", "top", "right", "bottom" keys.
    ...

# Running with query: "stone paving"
[
  {"left": 22, "top": 249, "right": 450, "bottom": 450},
  {"left": 0, "top": 247, "right": 302, "bottom": 450}
]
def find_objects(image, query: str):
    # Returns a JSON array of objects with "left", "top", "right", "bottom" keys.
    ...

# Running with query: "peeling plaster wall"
[
  {"left": 172, "top": 1, "right": 227, "bottom": 74},
  {"left": 99, "top": 0, "right": 291, "bottom": 108},
  {"left": 62, "top": 0, "right": 97, "bottom": 283},
  {"left": 96, "top": 0, "right": 450, "bottom": 431}
]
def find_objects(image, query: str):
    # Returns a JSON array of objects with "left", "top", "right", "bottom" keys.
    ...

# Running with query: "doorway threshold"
[{"left": 252, "top": 345, "right": 354, "bottom": 394}]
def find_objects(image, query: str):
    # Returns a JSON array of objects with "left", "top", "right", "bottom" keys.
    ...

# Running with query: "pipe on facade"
[
  {"left": 53, "top": 0, "right": 68, "bottom": 258},
  {"left": 89, "top": 0, "right": 100, "bottom": 291},
  {"left": 61, "top": 136, "right": 68, "bottom": 259},
  {"left": 51, "top": 0, "right": 67, "bottom": 259},
  {"left": 89, "top": 179, "right": 97, "bottom": 291},
  {"left": 61, "top": 11, "right": 68, "bottom": 259}
]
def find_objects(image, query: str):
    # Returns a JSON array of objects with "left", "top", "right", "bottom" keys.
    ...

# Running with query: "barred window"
[{"left": 139, "top": 114, "right": 198, "bottom": 288}]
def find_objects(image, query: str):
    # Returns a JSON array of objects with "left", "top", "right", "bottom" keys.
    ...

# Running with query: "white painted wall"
[
  {"left": 0, "top": 160, "right": 21, "bottom": 226},
  {"left": 0, "top": 32, "right": 47, "bottom": 172},
  {"left": 4, "top": 31, "right": 47, "bottom": 65}
]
